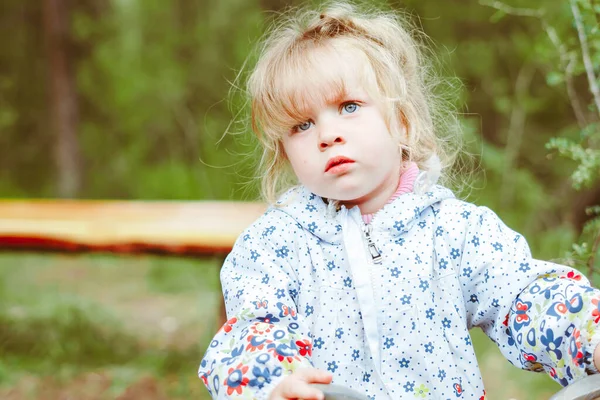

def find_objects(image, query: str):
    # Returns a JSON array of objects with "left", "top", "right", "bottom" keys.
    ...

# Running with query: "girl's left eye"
[{"left": 341, "top": 102, "right": 360, "bottom": 114}]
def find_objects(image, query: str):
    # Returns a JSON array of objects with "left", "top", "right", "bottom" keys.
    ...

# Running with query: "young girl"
[{"left": 198, "top": 2, "right": 600, "bottom": 399}]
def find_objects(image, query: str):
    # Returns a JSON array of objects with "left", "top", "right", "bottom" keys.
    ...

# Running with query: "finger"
[
  {"left": 295, "top": 368, "right": 334, "bottom": 384},
  {"left": 280, "top": 380, "right": 325, "bottom": 400}
]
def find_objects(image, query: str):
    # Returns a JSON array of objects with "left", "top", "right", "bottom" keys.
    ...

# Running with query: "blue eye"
[
  {"left": 299, "top": 121, "right": 312, "bottom": 130},
  {"left": 342, "top": 102, "right": 359, "bottom": 114},
  {"left": 294, "top": 121, "right": 313, "bottom": 132}
]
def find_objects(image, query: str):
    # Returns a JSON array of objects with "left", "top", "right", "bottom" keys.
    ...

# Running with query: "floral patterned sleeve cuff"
[
  {"left": 507, "top": 271, "right": 600, "bottom": 386},
  {"left": 584, "top": 332, "right": 600, "bottom": 374},
  {"left": 254, "top": 374, "right": 288, "bottom": 400}
]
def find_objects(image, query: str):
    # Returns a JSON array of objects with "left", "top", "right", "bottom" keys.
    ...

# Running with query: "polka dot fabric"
[{"left": 198, "top": 184, "right": 600, "bottom": 399}]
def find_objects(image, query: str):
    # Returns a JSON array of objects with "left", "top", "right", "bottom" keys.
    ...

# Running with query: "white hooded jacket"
[{"left": 199, "top": 183, "right": 600, "bottom": 399}]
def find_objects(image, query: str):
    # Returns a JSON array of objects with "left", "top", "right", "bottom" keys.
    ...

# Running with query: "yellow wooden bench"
[{"left": 0, "top": 200, "right": 266, "bottom": 324}]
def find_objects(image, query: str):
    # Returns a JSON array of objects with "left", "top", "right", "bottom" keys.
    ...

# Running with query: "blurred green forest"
[
  {"left": 0, "top": 0, "right": 599, "bottom": 398},
  {"left": 1, "top": 0, "right": 599, "bottom": 254}
]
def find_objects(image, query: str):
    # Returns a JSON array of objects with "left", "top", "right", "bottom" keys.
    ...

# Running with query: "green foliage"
[
  {"left": 543, "top": 0, "right": 600, "bottom": 274},
  {"left": 0, "top": 301, "right": 141, "bottom": 368},
  {"left": 472, "top": 0, "right": 600, "bottom": 271},
  {"left": 547, "top": 135, "right": 600, "bottom": 190},
  {"left": 146, "top": 256, "right": 220, "bottom": 293},
  {"left": 0, "top": 0, "right": 265, "bottom": 200},
  {"left": 0, "top": 0, "right": 593, "bottom": 248},
  {"left": 0, "top": 253, "right": 216, "bottom": 398}
]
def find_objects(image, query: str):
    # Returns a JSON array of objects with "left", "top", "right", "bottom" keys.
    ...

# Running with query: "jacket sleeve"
[
  {"left": 446, "top": 203, "right": 600, "bottom": 385},
  {"left": 198, "top": 211, "right": 313, "bottom": 399},
  {"left": 506, "top": 270, "right": 600, "bottom": 386}
]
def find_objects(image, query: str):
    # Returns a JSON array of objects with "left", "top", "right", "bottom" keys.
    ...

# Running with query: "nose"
[{"left": 318, "top": 122, "right": 345, "bottom": 151}]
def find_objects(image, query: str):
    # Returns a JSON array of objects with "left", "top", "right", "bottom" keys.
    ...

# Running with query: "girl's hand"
[{"left": 268, "top": 368, "right": 333, "bottom": 400}]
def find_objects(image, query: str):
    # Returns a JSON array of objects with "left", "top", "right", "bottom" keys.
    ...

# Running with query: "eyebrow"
[
  {"left": 319, "top": 90, "right": 349, "bottom": 109},
  {"left": 294, "top": 86, "right": 373, "bottom": 122},
  {"left": 311, "top": 86, "right": 354, "bottom": 108}
]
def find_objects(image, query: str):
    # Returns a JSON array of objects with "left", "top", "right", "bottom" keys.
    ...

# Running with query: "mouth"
[{"left": 325, "top": 156, "right": 355, "bottom": 172}]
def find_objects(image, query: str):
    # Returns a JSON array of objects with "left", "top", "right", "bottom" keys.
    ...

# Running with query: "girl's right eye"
[{"left": 292, "top": 120, "right": 313, "bottom": 133}]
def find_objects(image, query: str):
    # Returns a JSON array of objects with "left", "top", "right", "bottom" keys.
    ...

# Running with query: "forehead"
[{"left": 266, "top": 41, "right": 379, "bottom": 123}]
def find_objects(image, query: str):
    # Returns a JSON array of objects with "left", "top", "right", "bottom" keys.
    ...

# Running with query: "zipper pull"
[{"left": 363, "top": 225, "right": 382, "bottom": 264}]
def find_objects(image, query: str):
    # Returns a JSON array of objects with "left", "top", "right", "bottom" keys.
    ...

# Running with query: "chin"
[
  {"left": 320, "top": 190, "right": 366, "bottom": 203},
  {"left": 308, "top": 183, "right": 366, "bottom": 203}
]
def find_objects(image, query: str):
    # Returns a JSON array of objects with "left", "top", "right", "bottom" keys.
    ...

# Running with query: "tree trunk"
[{"left": 42, "top": 0, "right": 81, "bottom": 198}]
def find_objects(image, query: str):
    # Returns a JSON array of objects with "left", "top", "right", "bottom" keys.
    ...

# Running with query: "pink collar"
[{"left": 362, "top": 162, "right": 419, "bottom": 224}]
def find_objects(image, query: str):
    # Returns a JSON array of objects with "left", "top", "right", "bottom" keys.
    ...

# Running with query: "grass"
[
  {"left": 0, "top": 252, "right": 562, "bottom": 399},
  {"left": 0, "top": 252, "right": 219, "bottom": 399}
]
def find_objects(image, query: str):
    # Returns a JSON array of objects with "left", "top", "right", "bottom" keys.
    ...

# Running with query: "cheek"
[
  {"left": 284, "top": 148, "right": 305, "bottom": 168},
  {"left": 370, "top": 129, "right": 400, "bottom": 153},
  {"left": 282, "top": 141, "right": 311, "bottom": 175},
  {"left": 376, "top": 136, "right": 402, "bottom": 166}
]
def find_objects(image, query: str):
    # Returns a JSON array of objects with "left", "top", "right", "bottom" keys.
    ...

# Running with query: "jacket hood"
[{"left": 271, "top": 175, "right": 455, "bottom": 245}]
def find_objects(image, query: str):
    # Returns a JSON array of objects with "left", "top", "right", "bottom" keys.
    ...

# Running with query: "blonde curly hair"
[{"left": 245, "top": 1, "right": 461, "bottom": 203}]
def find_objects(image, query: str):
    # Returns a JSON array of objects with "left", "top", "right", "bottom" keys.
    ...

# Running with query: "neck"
[
  {"left": 341, "top": 166, "right": 401, "bottom": 215},
  {"left": 359, "top": 162, "right": 420, "bottom": 223}
]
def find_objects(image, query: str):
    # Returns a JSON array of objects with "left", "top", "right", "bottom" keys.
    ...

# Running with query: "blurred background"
[{"left": 0, "top": 0, "right": 599, "bottom": 398}]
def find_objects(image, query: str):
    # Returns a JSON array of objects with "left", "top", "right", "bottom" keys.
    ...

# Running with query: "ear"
[{"left": 399, "top": 143, "right": 411, "bottom": 162}]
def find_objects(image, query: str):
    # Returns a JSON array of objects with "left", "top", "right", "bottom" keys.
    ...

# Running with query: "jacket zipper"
[{"left": 362, "top": 224, "right": 382, "bottom": 264}]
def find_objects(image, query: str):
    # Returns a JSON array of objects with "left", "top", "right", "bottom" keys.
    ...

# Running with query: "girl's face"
[{"left": 281, "top": 64, "right": 403, "bottom": 214}]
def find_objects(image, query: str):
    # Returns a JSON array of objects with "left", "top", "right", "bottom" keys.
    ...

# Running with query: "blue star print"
[
  {"left": 426, "top": 308, "right": 435, "bottom": 319},
  {"left": 424, "top": 342, "right": 434, "bottom": 353},
  {"left": 313, "top": 337, "right": 324, "bottom": 349},
  {"left": 275, "top": 246, "right": 289, "bottom": 258},
  {"left": 463, "top": 266, "right": 473, "bottom": 278},
  {"left": 262, "top": 226, "right": 276, "bottom": 237},
  {"left": 450, "top": 248, "right": 461, "bottom": 259},
  {"left": 328, "top": 361, "right": 338, "bottom": 373},
  {"left": 438, "top": 369, "right": 446, "bottom": 381}
]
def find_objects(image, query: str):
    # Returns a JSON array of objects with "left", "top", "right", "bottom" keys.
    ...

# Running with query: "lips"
[{"left": 325, "top": 156, "right": 355, "bottom": 172}]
